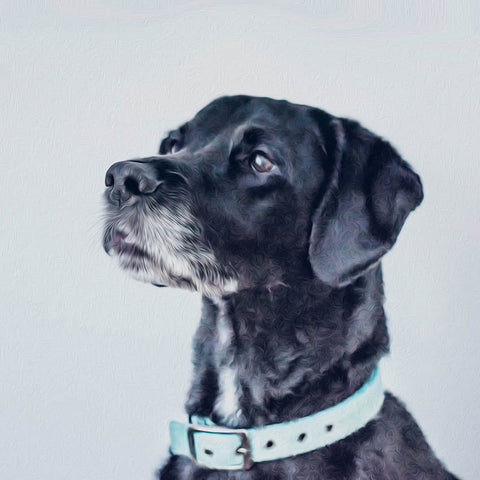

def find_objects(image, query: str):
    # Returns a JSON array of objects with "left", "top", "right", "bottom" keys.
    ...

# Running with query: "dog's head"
[{"left": 103, "top": 96, "right": 423, "bottom": 296}]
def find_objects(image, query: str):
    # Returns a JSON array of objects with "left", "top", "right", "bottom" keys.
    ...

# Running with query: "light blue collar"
[{"left": 169, "top": 368, "right": 384, "bottom": 470}]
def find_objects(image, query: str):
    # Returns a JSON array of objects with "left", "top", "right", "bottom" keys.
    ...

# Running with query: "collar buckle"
[{"left": 187, "top": 424, "right": 253, "bottom": 470}]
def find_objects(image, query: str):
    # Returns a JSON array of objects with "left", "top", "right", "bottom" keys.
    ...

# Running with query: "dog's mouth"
[
  {"left": 104, "top": 229, "right": 150, "bottom": 260},
  {"left": 104, "top": 227, "right": 195, "bottom": 288}
]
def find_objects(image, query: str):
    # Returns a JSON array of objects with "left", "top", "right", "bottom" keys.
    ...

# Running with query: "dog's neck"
[{"left": 186, "top": 266, "right": 389, "bottom": 429}]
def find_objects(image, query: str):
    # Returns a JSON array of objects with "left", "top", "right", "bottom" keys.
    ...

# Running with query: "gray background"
[{"left": 2, "top": 1, "right": 479, "bottom": 479}]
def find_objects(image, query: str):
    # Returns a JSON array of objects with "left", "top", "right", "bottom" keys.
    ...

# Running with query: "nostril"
[
  {"left": 124, "top": 176, "right": 141, "bottom": 195},
  {"left": 105, "top": 173, "right": 114, "bottom": 187}
]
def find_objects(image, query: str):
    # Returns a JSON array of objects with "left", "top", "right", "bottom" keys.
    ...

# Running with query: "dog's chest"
[
  {"left": 208, "top": 298, "right": 307, "bottom": 427},
  {"left": 212, "top": 299, "right": 243, "bottom": 426}
]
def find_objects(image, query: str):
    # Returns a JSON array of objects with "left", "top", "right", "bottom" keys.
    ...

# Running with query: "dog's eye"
[
  {"left": 160, "top": 136, "right": 182, "bottom": 155},
  {"left": 170, "top": 140, "right": 180, "bottom": 154},
  {"left": 250, "top": 152, "right": 274, "bottom": 173}
]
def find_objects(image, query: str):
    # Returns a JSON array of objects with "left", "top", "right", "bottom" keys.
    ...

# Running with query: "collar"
[{"left": 169, "top": 368, "right": 384, "bottom": 470}]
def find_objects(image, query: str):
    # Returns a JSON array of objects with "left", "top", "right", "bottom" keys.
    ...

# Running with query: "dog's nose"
[{"left": 105, "top": 160, "right": 162, "bottom": 205}]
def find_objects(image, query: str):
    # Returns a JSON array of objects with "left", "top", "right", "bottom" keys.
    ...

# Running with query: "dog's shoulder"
[{"left": 353, "top": 392, "right": 457, "bottom": 480}]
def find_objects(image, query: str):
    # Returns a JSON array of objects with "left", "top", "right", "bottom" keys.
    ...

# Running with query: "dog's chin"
[
  {"left": 127, "top": 260, "right": 238, "bottom": 297},
  {"left": 110, "top": 249, "right": 197, "bottom": 290}
]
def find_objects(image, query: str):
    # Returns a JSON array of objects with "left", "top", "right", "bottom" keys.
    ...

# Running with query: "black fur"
[{"left": 103, "top": 95, "right": 458, "bottom": 479}]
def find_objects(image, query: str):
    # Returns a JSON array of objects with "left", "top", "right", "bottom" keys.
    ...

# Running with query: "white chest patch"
[{"left": 212, "top": 299, "right": 243, "bottom": 427}]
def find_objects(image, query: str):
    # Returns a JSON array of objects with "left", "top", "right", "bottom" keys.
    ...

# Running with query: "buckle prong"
[{"left": 187, "top": 424, "right": 253, "bottom": 470}]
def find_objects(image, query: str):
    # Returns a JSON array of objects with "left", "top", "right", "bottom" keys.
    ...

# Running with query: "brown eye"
[{"left": 250, "top": 152, "right": 274, "bottom": 173}]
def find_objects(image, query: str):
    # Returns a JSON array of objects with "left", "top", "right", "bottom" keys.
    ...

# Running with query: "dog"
[{"left": 103, "top": 95, "right": 458, "bottom": 479}]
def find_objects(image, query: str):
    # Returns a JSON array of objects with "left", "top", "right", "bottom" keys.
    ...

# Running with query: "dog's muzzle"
[{"left": 103, "top": 156, "right": 238, "bottom": 297}]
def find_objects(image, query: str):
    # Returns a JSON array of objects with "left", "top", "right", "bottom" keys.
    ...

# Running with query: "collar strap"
[{"left": 169, "top": 368, "right": 384, "bottom": 470}]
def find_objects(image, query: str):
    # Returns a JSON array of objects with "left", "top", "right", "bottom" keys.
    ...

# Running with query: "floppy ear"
[{"left": 309, "top": 116, "right": 423, "bottom": 288}]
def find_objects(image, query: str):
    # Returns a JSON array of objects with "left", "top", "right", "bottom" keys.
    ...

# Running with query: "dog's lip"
[{"left": 104, "top": 230, "right": 150, "bottom": 259}]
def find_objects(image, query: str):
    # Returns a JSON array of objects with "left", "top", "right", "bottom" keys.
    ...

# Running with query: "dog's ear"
[{"left": 308, "top": 114, "right": 423, "bottom": 288}]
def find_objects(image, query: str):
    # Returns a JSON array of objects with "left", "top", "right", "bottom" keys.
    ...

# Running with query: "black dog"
[{"left": 104, "top": 96, "right": 458, "bottom": 479}]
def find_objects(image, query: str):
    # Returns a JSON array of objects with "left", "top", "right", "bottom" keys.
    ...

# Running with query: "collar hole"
[
  {"left": 204, "top": 449, "right": 214, "bottom": 456},
  {"left": 298, "top": 433, "right": 307, "bottom": 442},
  {"left": 265, "top": 440, "right": 275, "bottom": 448},
  {"left": 326, "top": 424, "right": 333, "bottom": 432}
]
